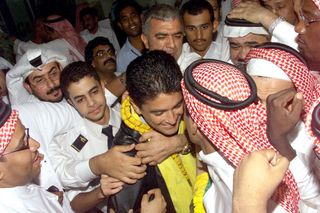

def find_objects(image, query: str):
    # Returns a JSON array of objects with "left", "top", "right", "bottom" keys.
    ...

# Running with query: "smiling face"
[
  {"left": 67, "top": 76, "right": 109, "bottom": 125},
  {"left": 141, "top": 18, "right": 184, "bottom": 60},
  {"left": 24, "top": 61, "right": 63, "bottom": 102},
  {"left": 118, "top": 6, "right": 142, "bottom": 37},
  {"left": 183, "top": 10, "right": 217, "bottom": 57},
  {"left": 295, "top": 0, "right": 320, "bottom": 71},
  {"left": 132, "top": 92, "right": 184, "bottom": 136},
  {"left": 0, "top": 120, "right": 42, "bottom": 187}
]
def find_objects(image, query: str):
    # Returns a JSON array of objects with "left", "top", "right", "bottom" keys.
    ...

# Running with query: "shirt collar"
[{"left": 83, "top": 106, "right": 121, "bottom": 136}]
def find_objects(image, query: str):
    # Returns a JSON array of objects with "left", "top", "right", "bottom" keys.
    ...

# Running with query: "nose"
[
  {"left": 295, "top": 20, "right": 306, "bottom": 34},
  {"left": 87, "top": 96, "right": 95, "bottom": 107},
  {"left": 238, "top": 47, "right": 250, "bottom": 61},
  {"left": 29, "top": 137, "right": 40, "bottom": 151},
  {"left": 166, "top": 36, "right": 176, "bottom": 49},
  {"left": 46, "top": 77, "right": 56, "bottom": 89},
  {"left": 196, "top": 28, "right": 202, "bottom": 40},
  {"left": 166, "top": 111, "right": 177, "bottom": 125}
]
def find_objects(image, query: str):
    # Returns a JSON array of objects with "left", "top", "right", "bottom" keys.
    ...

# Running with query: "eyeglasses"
[
  {"left": 1, "top": 128, "right": 30, "bottom": 156},
  {"left": 30, "top": 70, "right": 60, "bottom": 88},
  {"left": 94, "top": 48, "right": 115, "bottom": 58}
]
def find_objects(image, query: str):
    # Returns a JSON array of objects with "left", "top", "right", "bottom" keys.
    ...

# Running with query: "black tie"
[{"left": 102, "top": 126, "right": 114, "bottom": 149}]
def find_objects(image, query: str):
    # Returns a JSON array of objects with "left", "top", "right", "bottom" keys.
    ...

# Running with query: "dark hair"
[
  {"left": 85, "top": 37, "right": 115, "bottom": 64},
  {"left": 80, "top": 7, "right": 98, "bottom": 21},
  {"left": 60, "top": 61, "right": 100, "bottom": 99},
  {"left": 114, "top": 0, "right": 142, "bottom": 23},
  {"left": 180, "top": 0, "right": 215, "bottom": 22},
  {"left": 126, "top": 50, "right": 182, "bottom": 107}
]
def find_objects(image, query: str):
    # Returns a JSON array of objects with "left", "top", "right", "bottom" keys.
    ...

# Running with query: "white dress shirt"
[
  {"left": 0, "top": 184, "right": 64, "bottom": 213},
  {"left": 48, "top": 107, "right": 121, "bottom": 203}
]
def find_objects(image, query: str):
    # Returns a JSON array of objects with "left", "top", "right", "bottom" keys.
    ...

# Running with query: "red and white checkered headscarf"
[
  {"left": 306, "top": 98, "right": 320, "bottom": 152},
  {"left": 246, "top": 46, "right": 320, "bottom": 119},
  {"left": 0, "top": 109, "right": 18, "bottom": 155},
  {"left": 181, "top": 61, "right": 300, "bottom": 213},
  {"left": 245, "top": 46, "right": 320, "bottom": 153},
  {"left": 311, "top": 0, "right": 320, "bottom": 10}
]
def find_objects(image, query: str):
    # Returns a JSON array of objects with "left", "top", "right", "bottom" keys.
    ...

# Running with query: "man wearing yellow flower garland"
[{"left": 117, "top": 50, "right": 196, "bottom": 213}]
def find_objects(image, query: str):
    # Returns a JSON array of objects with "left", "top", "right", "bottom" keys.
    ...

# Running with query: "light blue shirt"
[{"left": 116, "top": 39, "right": 141, "bottom": 73}]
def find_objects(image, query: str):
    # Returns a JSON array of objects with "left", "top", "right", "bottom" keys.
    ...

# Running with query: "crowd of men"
[{"left": 0, "top": 0, "right": 320, "bottom": 212}]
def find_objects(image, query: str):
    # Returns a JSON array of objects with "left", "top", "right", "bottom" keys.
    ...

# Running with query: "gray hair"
[{"left": 142, "top": 4, "right": 182, "bottom": 35}]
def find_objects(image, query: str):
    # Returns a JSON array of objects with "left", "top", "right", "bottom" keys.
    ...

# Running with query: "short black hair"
[
  {"left": 180, "top": 0, "right": 215, "bottom": 22},
  {"left": 60, "top": 61, "right": 101, "bottom": 99},
  {"left": 80, "top": 7, "right": 98, "bottom": 21},
  {"left": 85, "top": 37, "right": 115, "bottom": 64},
  {"left": 113, "top": 0, "right": 142, "bottom": 23},
  {"left": 126, "top": 50, "right": 182, "bottom": 107}
]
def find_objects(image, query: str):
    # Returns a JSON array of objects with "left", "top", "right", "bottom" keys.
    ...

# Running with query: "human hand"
[
  {"left": 98, "top": 175, "right": 124, "bottom": 198},
  {"left": 266, "top": 88, "right": 303, "bottom": 159},
  {"left": 90, "top": 144, "right": 146, "bottom": 184},
  {"left": 136, "top": 131, "right": 186, "bottom": 165},
  {"left": 228, "top": 1, "right": 278, "bottom": 28},
  {"left": 140, "top": 188, "right": 167, "bottom": 213},
  {"left": 232, "top": 149, "right": 289, "bottom": 213}
]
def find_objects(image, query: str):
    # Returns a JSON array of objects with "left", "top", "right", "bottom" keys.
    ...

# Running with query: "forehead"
[
  {"left": 29, "top": 61, "right": 60, "bottom": 77},
  {"left": 303, "top": 0, "right": 320, "bottom": 17},
  {"left": 93, "top": 44, "right": 112, "bottom": 53},
  {"left": 229, "top": 33, "right": 269, "bottom": 44},
  {"left": 253, "top": 76, "right": 293, "bottom": 89},
  {"left": 148, "top": 18, "right": 182, "bottom": 34},
  {"left": 141, "top": 92, "right": 182, "bottom": 110},
  {"left": 183, "top": 10, "right": 212, "bottom": 25},
  {"left": 120, "top": 6, "right": 138, "bottom": 17},
  {"left": 68, "top": 76, "right": 99, "bottom": 95}
]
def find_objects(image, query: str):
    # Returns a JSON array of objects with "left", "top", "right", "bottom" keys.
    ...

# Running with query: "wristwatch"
[{"left": 180, "top": 143, "right": 191, "bottom": 155}]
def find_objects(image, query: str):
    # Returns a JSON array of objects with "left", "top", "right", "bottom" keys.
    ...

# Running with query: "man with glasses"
[
  {"left": 85, "top": 37, "right": 126, "bottom": 98},
  {"left": 6, "top": 48, "right": 68, "bottom": 106},
  {"left": 0, "top": 100, "right": 64, "bottom": 212}
]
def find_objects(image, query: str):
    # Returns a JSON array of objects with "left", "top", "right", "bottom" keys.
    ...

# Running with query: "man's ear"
[
  {"left": 130, "top": 98, "right": 142, "bottom": 115},
  {"left": 141, "top": 34, "right": 149, "bottom": 49},
  {"left": 212, "top": 20, "right": 219, "bottom": 34},
  {"left": 23, "top": 82, "right": 33, "bottom": 94}
]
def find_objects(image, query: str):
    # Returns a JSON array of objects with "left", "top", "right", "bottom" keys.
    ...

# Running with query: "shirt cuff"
[{"left": 75, "top": 160, "right": 97, "bottom": 182}]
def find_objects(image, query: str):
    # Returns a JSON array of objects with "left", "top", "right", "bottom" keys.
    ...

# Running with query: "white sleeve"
[
  {"left": 271, "top": 21, "right": 298, "bottom": 51},
  {"left": 13, "top": 101, "right": 80, "bottom": 152},
  {"left": 289, "top": 154, "right": 320, "bottom": 208},
  {"left": 49, "top": 134, "right": 97, "bottom": 189},
  {"left": 6, "top": 64, "right": 37, "bottom": 106}
]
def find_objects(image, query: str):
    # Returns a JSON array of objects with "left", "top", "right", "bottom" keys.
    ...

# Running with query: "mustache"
[
  {"left": 103, "top": 58, "right": 116, "bottom": 66},
  {"left": 46, "top": 85, "right": 60, "bottom": 95},
  {"left": 193, "top": 39, "right": 206, "bottom": 42}
]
